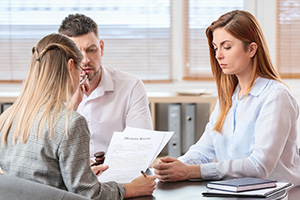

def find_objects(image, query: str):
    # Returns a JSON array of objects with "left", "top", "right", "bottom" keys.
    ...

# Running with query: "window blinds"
[
  {"left": 0, "top": 0, "right": 171, "bottom": 82},
  {"left": 277, "top": 0, "right": 300, "bottom": 78},
  {"left": 184, "top": 0, "right": 244, "bottom": 80}
]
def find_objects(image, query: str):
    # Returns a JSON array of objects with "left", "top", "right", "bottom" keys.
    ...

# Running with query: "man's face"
[{"left": 69, "top": 32, "right": 104, "bottom": 83}]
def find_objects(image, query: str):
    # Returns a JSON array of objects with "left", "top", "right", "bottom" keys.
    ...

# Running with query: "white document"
[
  {"left": 123, "top": 127, "right": 174, "bottom": 166},
  {"left": 98, "top": 127, "right": 173, "bottom": 183}
]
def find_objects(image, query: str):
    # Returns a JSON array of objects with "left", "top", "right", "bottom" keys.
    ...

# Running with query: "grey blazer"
[
  {"left": 0, "top": 174, "right": 89, "bottom": 200},
  {"left": 0, "top": 108, "right": 125, "bottom": 199}
]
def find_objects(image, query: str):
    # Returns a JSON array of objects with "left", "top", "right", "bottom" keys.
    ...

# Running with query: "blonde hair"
[
  {"left": 205, "top": 10, "right": 283, "bottom": 133},
  {"left": 0, "top": 33, "right": 83, "bottom": 145}
]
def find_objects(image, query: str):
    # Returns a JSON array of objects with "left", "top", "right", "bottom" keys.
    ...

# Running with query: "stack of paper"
[
  {"left": 176, "top": 89, "right": 210, "bottom": 96},
  {"left": 97, "top": 127, "right": 173, "bottom": 183},
  {"left": 206, "top": 177, "right": 277, "bottom": 192},
  {"left": 203, "top": 182, "right": 292, "bottom": 198}
]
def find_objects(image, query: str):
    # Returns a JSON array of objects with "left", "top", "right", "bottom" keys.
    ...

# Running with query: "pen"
[{"left": 141, "top": 170, "right": 147, "bottom": 177}]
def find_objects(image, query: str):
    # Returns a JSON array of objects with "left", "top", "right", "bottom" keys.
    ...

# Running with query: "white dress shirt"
[
  {"left": 179, "top": 77, "right": 300, "bottom": 186},
  {"left": 77, "top": 66, "right": 153, "bottom": 156}
]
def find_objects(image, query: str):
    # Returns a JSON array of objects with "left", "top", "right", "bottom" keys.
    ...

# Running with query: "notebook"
[
  {"left": 203, "top": 182, "right": 292, "bottom": 198},
  {"left": 206, "top": 177, "right": 277, "bottom": 192}
]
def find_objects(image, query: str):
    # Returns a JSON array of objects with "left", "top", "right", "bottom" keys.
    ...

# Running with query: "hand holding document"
[{"left": 97, "top": 127, "right": 174, "bottom": 183}]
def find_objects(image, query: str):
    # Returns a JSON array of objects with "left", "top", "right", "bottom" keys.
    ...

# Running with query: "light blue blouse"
[{"left": 179, "top": 77, "right": 300, "bottom": 185}]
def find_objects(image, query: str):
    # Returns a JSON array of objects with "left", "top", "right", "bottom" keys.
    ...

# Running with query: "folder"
[
  {"left": 184, "top": 104, "right": 195, "bottom": 153},
  {"left": 168, "top": 103, "right": 181, "bottom": 157},
  {"left": 1, "top": 103, "right": 13, "bottom": 114}
]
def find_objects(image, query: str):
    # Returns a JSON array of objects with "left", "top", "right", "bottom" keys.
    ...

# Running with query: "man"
[{"left": 58, "top": 13, "right": 153, "bottom": 157}]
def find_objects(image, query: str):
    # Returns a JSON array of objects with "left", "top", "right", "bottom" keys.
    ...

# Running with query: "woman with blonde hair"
[
  {"left": 153, "top": 10, "right": 300, "bottom": 186},
  {"left": 0, "top": 33, "right": 156, "bottom": 199}
]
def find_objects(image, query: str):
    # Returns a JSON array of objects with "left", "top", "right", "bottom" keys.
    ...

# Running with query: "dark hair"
[{"left": 58, "top": 13, "right": 99, "bottom": 38}]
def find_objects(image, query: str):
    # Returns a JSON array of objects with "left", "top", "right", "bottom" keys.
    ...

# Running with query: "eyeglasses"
[{"left": 78, "top": 66, "right": 89, "bottom": 85}]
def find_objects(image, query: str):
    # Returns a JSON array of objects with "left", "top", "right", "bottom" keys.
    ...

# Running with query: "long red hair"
[{"left": 205, "top": 10, "right": 282, "bottom": 133}]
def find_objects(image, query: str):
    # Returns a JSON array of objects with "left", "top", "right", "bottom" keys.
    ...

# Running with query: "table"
[
  {"left": 125, "top": 168, "right": 299, "bottom": 200},
  {"left": 0, "top": 91, "right": 19, "bottom": 103},
  {"left": 128, "top": 179, "right": 294, "bottom": 200}
]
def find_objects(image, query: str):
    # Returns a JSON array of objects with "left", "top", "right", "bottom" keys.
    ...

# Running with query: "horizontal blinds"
[
  {"left": 184, "top": 0, "right": 244, "bottom": 80},
  {"left": 277, "top": 0, "right": 300, "bottom": 78},
  {"left": 0, "top": 0, "right": 171, "bottom": 82}
]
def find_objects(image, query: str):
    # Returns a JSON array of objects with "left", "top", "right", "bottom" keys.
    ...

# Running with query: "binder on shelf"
[
  {"left": 168, "top": 103, "right": 181, "bottom": 157},
  {"left": 184, "top": 104, "right": 195, "bottom": 153},
  {"left": 1, "top": 103, "right": 13, "bottom": 114}
]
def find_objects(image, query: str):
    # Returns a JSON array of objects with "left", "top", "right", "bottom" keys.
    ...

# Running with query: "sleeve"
[
  {"left": 214, "top": 89, "right": 298, "bottom": 180},
  {"left": 125, "top": 78, "right": 153, "bottom": 130},
  {"left": 178, "top": 101, "right": 219, "bottom": 176},
  {"left": 58, "top": 113, "right": 126, "bottom": 199}
]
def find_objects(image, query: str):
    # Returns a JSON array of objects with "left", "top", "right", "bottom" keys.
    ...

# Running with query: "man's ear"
[
  {"left": 100, "top": 40, "right": 104, "bottom": 57},
  {"left": 249, "top": 42, "right": 258, "bottom": 58},
  {"left": 67, "top": 58, "right": 75, "bottom": 72}
]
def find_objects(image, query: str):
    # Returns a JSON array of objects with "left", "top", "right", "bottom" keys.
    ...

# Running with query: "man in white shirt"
[{"left": 58, "top": 13, "right": 153, "bottom": 157}]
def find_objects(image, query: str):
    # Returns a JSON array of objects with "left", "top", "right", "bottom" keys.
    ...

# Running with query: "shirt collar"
[
  {"left": 92, "top": 66, "right": 114, "bottom": 97},
  {"left": 235, "top": 76, "right": 270, "bottom": 98},
  {"left": 248, "top": 76, "right": 270, "bottom": 97}
]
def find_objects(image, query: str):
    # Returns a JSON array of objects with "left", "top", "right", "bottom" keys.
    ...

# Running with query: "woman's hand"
[
  {"left": 70, "top": 77, "right": 90, "bottom": 111},
  {"left": 152, "top": 156, "right": 201, "bottom": 182},
  {"left": 124, "top": 175, "right": 157, "bottom": 198}
]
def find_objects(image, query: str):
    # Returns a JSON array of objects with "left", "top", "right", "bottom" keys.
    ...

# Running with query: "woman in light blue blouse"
[{"left": 153, "top": 10, "right": 300, "bottom": 186}]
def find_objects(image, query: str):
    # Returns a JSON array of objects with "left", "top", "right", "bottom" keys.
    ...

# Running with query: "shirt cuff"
[
  {"left": 200, "top": 162, "right": 220, "bottom": 180},
  {"left": 119, "top": 183, "right": 126, "bottom": 198}
]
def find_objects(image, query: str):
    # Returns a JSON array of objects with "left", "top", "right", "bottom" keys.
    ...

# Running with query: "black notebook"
[{"left": 206, "top": 177, "right": 277, "bottom": 192}]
